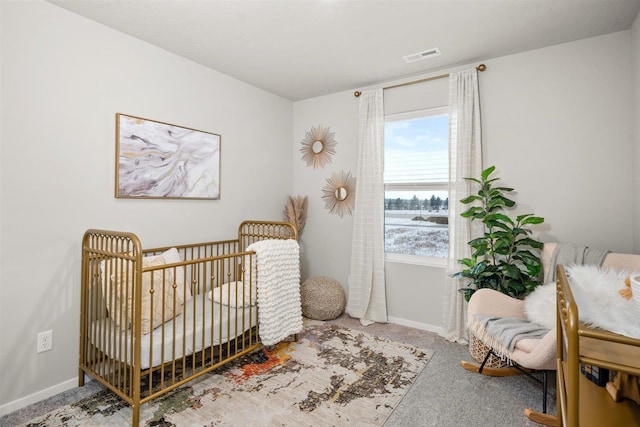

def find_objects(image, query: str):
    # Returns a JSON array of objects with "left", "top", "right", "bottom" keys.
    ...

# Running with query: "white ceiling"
[{"left": 47, "top": 0, "right": 640, "bottom": 101}]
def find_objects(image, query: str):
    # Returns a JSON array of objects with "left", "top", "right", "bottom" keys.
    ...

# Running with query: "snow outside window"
[{"left": 384, "top": 107, "right": 449, "bottom": 265}]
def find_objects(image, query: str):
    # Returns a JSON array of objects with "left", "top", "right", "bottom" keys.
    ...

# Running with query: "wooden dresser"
[{"left": 556, "top": 265, "right": 640, "bottom": 426}]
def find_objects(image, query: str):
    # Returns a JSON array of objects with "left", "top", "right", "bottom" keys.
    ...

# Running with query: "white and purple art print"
[{"left": 116, "top": 114, "right": 220, "bottom": 199}]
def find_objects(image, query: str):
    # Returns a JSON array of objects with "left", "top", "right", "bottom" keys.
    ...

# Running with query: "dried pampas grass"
[{"left": 283, "top": 195, "right": 308, "bottom": 235}]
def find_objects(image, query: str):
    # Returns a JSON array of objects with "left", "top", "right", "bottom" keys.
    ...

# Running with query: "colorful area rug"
[{"left": 20, "top": 322, "right": 432, "bottom": 426}]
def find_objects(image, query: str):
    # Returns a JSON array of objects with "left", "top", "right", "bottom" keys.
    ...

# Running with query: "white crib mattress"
[{"left": 90, "top": 292, "right": 258, "bottom": 370}]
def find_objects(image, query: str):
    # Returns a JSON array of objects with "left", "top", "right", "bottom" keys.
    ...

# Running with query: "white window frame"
[{"left": 384, "top": 106, "right": 449, "bottom": 267}]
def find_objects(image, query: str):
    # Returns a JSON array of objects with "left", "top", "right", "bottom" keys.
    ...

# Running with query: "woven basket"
[{"left": 469, "top": 333, "right": 510, "bottom": 369}]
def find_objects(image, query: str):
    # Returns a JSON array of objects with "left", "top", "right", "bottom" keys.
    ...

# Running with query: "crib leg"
[
  {"left": 132, "top": 404, "right": 140, "bottom": 427},
  {"left": 294, "top": 333, "right": 299, "bottom": 342},
  {"left": 78, "top": 369, "right": 84, "bottom": 387}
]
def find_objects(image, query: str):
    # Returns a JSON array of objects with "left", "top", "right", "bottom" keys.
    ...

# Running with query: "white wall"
[
  {"left": 483, "top": 31, "right": 634, "bottom": 252},
  {"left": 293, "top": 30, "right": 636, "bottom": 334},
  {"left": 633, "top": 13, "right": 640, "bottom": 253},
  {"left": 292, "top": 92, "right": 359, "bottom": 284},
  {"left": 0, "top": 1, "right": 292, "bottom": 412}
]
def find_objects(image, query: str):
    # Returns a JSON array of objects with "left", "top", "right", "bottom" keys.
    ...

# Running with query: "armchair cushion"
[{"left": 468, "top": 288, "right": 525, "bottom": 320}]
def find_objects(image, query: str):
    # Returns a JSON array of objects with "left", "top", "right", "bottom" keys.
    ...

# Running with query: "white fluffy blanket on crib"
[{"left": 247, "top": 239, "right": 303, "bottom": 346}]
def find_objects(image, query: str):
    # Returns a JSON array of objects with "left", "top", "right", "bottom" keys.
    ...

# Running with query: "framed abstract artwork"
[{"left": 115, "top": 113, "right": 221, "bottom": 199}]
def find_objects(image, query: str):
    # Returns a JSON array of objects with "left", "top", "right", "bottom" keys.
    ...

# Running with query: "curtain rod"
[{"left": 353, "top": 63, "right": 486, "bottom": 97}]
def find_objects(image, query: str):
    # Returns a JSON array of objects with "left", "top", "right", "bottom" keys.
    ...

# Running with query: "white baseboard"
[
  {"left": 387, "top": 316, "right": 443, "bottom": 335},
  {"left": 0, "top": 377, "right": 78, "bottom": 417}
]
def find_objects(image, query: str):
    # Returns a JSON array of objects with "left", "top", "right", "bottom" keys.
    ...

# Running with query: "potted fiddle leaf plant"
[{"left": 453, "top": 166, "right": 544, "bottom": 301}]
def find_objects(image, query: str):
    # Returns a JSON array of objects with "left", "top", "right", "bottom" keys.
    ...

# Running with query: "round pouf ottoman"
[{"left": 300, "top": 276, "right": 346, "bottom": 320}]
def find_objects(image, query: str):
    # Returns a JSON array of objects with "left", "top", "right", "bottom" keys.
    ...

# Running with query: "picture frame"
[{"left": 115, "top": 113, "right": 221, "bottom": 200}]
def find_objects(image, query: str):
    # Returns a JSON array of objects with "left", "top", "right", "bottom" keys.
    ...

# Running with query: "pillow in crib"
[
  {"left": 208, "top": 281, "right": 256, "bottom": 307},
  {"left": 151, "top": 247, "right": 191, "bottom": 303},
  {"left": 565, "top": 264, "right": 640, "bottom": 339},
  {"left": 100, "top": 248, "right": 187, "bottom": 311},
  {"left": 109, "top": 248, "right": 187, "bottom": 334}
]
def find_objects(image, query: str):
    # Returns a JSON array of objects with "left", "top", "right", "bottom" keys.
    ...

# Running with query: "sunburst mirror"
[
  {"left": 300, "top": 124, "right": 337, "bottom": 169},
  {"left": 322, "top": 170, "right": 356, "bottom": 217}
]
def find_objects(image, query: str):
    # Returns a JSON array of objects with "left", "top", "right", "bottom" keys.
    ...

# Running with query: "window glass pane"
[
  {"left": 384, "top": 114, "right": 448, "bottom": 184},
  {"left": 384, "top": 190, "right": 449, "bottom": 257},
  {"left": 384, "top": 110, "right": 449, "bottom": 259}
]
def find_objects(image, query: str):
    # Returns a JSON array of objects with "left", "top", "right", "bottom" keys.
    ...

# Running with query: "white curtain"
[
  {"left": 346, "top": 89, "right": 388, "bottom": 326},
  {"left": 441, "top": 68, "right": 483, "bottom": 343}
]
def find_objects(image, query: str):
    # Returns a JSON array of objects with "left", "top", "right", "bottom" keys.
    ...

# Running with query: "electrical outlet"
[{"left": 37, "top": 330, "right": 53, "bottom": 353}]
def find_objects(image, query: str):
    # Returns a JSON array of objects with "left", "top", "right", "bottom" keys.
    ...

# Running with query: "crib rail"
[
  {"left": 80, "top": 230, "right": 143, "bottom": 401},
  {"left": 239, "top": 220, "right": 298, "bottom": 251},
  {"left": 80, "top": 231, "right": 259, "bottom": 425}
]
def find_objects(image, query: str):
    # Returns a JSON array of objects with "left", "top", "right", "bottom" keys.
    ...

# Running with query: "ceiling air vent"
[{"left": 402, "top": 48, "right": 441, "bottom": 64}]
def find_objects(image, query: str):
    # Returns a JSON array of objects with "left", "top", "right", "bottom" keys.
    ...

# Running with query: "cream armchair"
[
  {"left": 466, "top": 288, "right": 557, "bottom": 371},
  {"left": 462, "top": 242, "right": 558, "bottom": 372},
  {"left": 462, "top": 242, "right": 640, "bottom": 425}
]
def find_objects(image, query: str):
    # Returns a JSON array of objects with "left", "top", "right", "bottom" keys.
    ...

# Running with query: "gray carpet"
[
  {"left": 0, "top": 315, "right": 555, "bottom": 426},
  {"left": 326, "top": 316, "right": 556, "bottom": 427}
]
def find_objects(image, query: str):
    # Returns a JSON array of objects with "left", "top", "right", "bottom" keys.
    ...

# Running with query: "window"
[{"left": 384, "top": 107, "right": 449, "bottom": 263}]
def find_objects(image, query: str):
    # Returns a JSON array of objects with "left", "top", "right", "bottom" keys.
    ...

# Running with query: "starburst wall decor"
[
  {"left": 322, "top": 170, "right": 356, "bottom": 218},
  {"left": 299, "top": 124, "right": 337, "bottom": 169}
]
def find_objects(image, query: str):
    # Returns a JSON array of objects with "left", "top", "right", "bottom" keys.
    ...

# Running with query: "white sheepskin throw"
[
  {"left": 525, "top": 265, "right": 640, "bottom": 338},
  {"left": 564, "top": 264, "right": 640, "bottom": 339},
  {"left": 524, "top": 282, "right": 557, "bottom": 330}
]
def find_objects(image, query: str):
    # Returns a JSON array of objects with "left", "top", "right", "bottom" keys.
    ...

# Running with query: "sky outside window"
[{"left": 384, "top": 114, "right": 448, "bottom": 187}]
